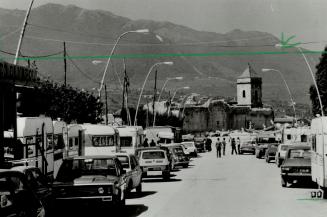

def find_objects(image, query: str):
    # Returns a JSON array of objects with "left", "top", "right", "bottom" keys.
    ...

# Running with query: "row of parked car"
[{"left": 0, "top": 142, "right": 199, "bottom": 217}]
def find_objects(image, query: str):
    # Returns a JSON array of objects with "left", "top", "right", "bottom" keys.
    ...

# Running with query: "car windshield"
[
  {"left": 142, "top": 151, "right": 165, "bottom": 159},
  {"left": 257, "top": 137, "right": 277, "bottom": 143},
  {"left": 56, "top": 158, "right": 117, "bottom": 182},
  {"left": 281, "top": 146, "right": 289, "bottom": 151},
  {"left": 183, "top": 143, "right": 194, "bottom": 147},
  {"left": 289, "top": 149, "right": 311, "bottom": 159},
  {"left": 117, "top": 156, "right": 130, "bottom": 169},
  {"left": 173, "top": 147, "right": 184, "bottom": 155}
]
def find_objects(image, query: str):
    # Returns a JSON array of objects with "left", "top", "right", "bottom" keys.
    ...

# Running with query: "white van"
[
  {"left": 80, "top": 124, "right": 119, "bottom": 156},
  {"left": 310, "top": 117, "right": 327, "bottom": 198},
  {"left": 114, "top": 126, "right": 144, "bottom": 154}
]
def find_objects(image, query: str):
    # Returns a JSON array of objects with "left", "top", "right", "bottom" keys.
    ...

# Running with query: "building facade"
[{"left": 183, "top": 64, "right": 274, "bottom": 133}]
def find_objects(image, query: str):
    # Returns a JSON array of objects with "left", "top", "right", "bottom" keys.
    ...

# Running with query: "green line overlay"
[{"left": 2, "top": 50, "right": 325, "bottom": 61}]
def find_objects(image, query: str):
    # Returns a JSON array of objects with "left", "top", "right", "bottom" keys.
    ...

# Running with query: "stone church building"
[{"left": 183, "top": 64, "right": 274, "bottom": 133}]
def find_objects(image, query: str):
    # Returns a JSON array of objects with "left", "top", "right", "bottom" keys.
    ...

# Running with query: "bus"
[
  {"left": 310, "top": 117, "right": 327, "bottom": 198},
  {"left": 66, "top": 124, "right": 85, "bottom": 158},
  {"left": 4, "top": 117, "right": 55, "bottom": 177},
  {"left": 80, "top": 124, "right": 119, "bottom": 155},
  {"left": 114, "top": 126, "right": 144, "bottom": 154}
]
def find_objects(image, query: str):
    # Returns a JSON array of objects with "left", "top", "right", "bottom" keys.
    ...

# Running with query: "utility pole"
[
  {"left": 63, "top": 41, "right": 67, "bottom": 86},
  {"left": 14, "top": 0, "right": 34, "bottom": 65},
  {"left": 152, "top": 70, "right": 157, "bottom": 126},
  {"left": 104, "top": 84, "right": 108, "bottom": 125}
]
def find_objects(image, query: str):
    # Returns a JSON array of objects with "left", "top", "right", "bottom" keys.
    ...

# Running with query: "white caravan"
[
  {"left": 81, "top": 124, "right": 119, "bottom": 156},
  {"left": 114, "top": 126, "right": 144, "bottom": 154},
  {"left": 311, "top": 117, "right": 327, "bottom": 198},
  {"left": 52, "top": 120, "right": 68, "bottom": 177},
  {"left": 282, "top": 126, "right": 311, "bottom": 144},
  {"left": 144, "top": 126, "right": 174, "bottom": 145},
  {"left": 6, "top": 117, "right": 55, "bottom": 177},
  {"left": 66, "top": 124, "right": 85, "bottom": 158}
]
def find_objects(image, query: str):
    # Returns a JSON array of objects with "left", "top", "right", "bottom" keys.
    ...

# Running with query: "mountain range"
[{"left": 0, "top": 3, "right": 321, "bottom": 106}]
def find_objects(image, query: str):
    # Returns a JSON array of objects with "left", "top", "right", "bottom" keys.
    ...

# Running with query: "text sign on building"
[{"left": 0, "top": 61, "right": 37, "bottom": 83}]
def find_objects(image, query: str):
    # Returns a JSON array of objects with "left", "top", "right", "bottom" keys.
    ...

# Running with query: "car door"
[{"left": 132, "top": 156, "right": 142, "bottom": 186}]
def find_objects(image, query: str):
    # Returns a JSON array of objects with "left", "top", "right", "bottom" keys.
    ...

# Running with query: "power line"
[
  {"left": 66, "top": 52, "right": 100, "bottom": 84},
  {"left": 0, "top": 49, "right": 63, "bottom": 58}
]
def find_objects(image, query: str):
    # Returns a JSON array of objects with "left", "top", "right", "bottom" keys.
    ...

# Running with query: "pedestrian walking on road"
[
  {"left": 215, "top": 138, "right": 222, "bottom": 158},
  {"left": 236, "top": 137, "right": 241, "bottom": 154},
  {"left": 231, "top": 138, "right": 237, "bottom": 155},
  {"left": 222, "top": 138, "right": 226, "bottom": 156}
]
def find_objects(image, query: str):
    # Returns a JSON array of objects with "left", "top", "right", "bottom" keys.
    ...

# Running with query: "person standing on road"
[
  {"left": 215, "top": 138, "right": 222, "bottom": 158},
  {"left": 205, "top": 137, "right": 212, "bottom": 152},
  {"left": 222, "top": 138, "right": 226, "bottom": 156},
  {"left": 150, "top": 139, "right": 156, "bottom": 147},
  {"left": 143, "top": 138, "right": 149, "bottom": 147},
  {"left": 236, "top": 137, "right": 241, "bottom": 154},
  {"left": 231, "top": 138, "right": 237, "bottom": 155}
]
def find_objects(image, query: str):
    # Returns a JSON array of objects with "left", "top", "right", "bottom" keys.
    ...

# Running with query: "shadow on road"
[
  {"left": 142, "top": 177, "right": 182, "bottom": 183},
  {"left": 54, "top": 204, "right": 148, "bottom": 217},
  {"left": 127, "top": 191, "right": 157, "bottom": 199},
  {"left": 288, "top": 181, "right": 317, "bottom": 189}
]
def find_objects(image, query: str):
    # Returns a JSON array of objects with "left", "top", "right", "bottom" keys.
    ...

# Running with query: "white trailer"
[
  {"left": 114, "top": 126, "right": 144, "bottom": 154},
  {"left": 311, "top": 117, "right": 327, "bottom": 198},
  {"left": 144, "top": 126, "right": 174, "bottom": 145}
]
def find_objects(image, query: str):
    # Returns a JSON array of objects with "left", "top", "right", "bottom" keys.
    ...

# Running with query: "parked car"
[
  {"left": 280, "top": 145, "right": 311, "bottom": 187},
  {"left": 275, "top": 144, "right": 290, "bottom": 167},
  {"left": 194, "top": 137, "right": 206, "bottom": 153},
  {"left": 181, "top": 141, "right": 197, "bottom": 157},
  {"left": 161, "top": 144, "right": 190, "bottom": 169},
  {"left": 11, "top": 166, "right": 54, "bottom": 215},
  {"left": 137, "top": 147, "right": 171, "bottom": 180},
  {"left": 239, "top": 140, "right": 256, "bottom": 155},
  {"left": 110, "top": 152, "right": 142, "bottom": 194},
  {"left": 265, "top": 144, "right": 278, "bottom": 163},
  {"left": 255, "top": 136, "right": 279, "bottom": 159},
  {"left": 0, "top": 169, "right": 46, "bottom": 217},
  {"left": 53, "top": 156, "right": 127, "bottom": 208}
]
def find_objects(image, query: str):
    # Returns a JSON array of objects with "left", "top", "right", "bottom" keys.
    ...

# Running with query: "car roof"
[
  {"left": 64, "top": 155, "right": 118, "bottom": 160},
  {"left": 0, "top": 169, "right": 25, "bottom": 177},
  {"left": 287, "top": 145, "right": 311, "bottom": 150},
  {"left": 10, "top": 166, "right": 39, "bottom": 173}
]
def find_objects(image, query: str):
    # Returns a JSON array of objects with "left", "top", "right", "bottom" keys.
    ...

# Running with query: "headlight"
[
  {"left": 98, "top": 187, "right": 104, "bottom": 194},
  {"left": 282, "top": 167, "right": 290, "bottom": 171}
]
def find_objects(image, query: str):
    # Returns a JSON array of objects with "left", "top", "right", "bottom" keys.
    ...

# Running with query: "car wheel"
[
  {"left": 281, "top": 176, "right": 287, "bottom": 187},
  {"left": 163, "top": 172, "right": 170, "bottom": 181},
  {"left": 183, "top": 164, "right": 188, "bottom": 168},
  {"left": 136, "top": 182, "right": 142, "bottom": 194}
]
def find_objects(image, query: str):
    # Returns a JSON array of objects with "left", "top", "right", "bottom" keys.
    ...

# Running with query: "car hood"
[
  {"left": 282, "top": 158, "right": 311, "bottom": 167},
  {"left": 54, "top": 175, "right": 118, "bottom": 186}
]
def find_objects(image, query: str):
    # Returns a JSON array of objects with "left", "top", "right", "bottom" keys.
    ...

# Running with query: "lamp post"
[
  {"left": 262, "top": 68, "right": 296, "bottom": 120},
  {"left": 167, "top": 86, "right": 190, "bottom": 115},
  {"left": 153, "top": 76, "right": 183, "bottom": 126},
  {"left": 275, "top": 44, "right": 324, "bottom": 116},
  {"left": 98, "top": 29, "right": 160, "bottom": 97},
  {"left": 134, "top": 61, "right": 174, "bottom": 126}
]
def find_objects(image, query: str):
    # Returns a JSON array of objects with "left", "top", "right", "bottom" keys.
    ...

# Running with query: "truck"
[{"left": 310, "top": 117, "right": 327, "bottom": 198}]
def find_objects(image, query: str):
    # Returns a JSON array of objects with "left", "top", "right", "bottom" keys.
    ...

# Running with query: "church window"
[{"left": 242, "top": 90, "right": 246, "bottom": 98}]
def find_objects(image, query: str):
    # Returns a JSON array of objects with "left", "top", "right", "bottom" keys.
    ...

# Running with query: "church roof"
[{"left": 238, "top": 63, "right": 260, "bottom": 78}]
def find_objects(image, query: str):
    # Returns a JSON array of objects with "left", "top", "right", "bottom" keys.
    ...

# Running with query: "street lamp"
[
  {"left": 134, "top": 61, "right": 174, "bottom": 126},
  {"left": 167, "top": 86, "right": 190, "bottom": 115},
  {"left": 275, "top": 43, "right": 324, "bottom": 116},
  {"left": 98, "top": 29, "right": 163, "bottom": 97},
  {"left": 153, "top": 76, "right": 183, "bottom": 126},
  {"left": 262, "top": 68, "right": 296, "bottom": 120}
]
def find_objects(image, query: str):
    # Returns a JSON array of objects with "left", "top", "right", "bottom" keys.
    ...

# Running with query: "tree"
[
  {"left": 18, "top": 79, "right": 103, "bottom": 124},
  {"left": 310, "top": 46, "right": 327, "bottom": 116}
]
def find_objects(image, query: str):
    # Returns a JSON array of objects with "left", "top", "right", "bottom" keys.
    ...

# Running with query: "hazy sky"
[{"left": 1, "top": 0, "right": 327, "bottom": 50}]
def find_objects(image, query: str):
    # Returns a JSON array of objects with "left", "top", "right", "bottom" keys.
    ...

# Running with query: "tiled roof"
[{"left": 238, "top": 63, "right": 259, "bottom": 78}]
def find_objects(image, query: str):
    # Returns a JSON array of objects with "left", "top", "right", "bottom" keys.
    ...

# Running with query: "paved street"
[{"left": 124, "top": 148, "right": 327, "bottom": 217}]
